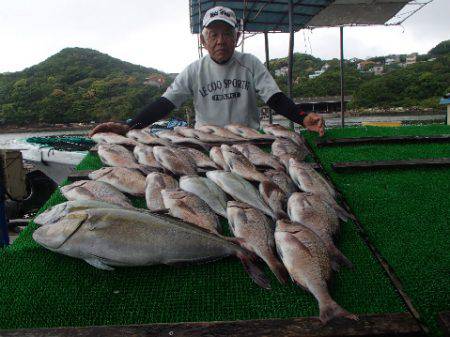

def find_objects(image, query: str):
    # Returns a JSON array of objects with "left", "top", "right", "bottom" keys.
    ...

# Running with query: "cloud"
[{"left": 0, "top": 0, "right": 448, "bottom": 73}]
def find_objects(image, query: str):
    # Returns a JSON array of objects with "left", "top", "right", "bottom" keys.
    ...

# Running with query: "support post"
[
  {"left": 287, "top": 0, "right": 295, "bottom": 130},
  {"left": 264, "top": 31, "right": 273, "bottom": 124},
  {"left": 0, "top": 184, "right": 9, "bottom": 247},
  {"left": 340, "top": 26, "right": 345, "bottom": 127}
]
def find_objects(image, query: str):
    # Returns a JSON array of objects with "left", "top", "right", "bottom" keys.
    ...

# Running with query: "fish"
[
  {"left": 174, "top": 126, "right": 235, "bottom": 143},
  {"left": 33, "top": 207, "right": 270, "bottom": 289},
  {"left": 275, "top": 219, "right": 358, "bottom": 323},
  {"left": 97, "top": 143, "right": 141, "bottom": 169},
  {"left": 232, "top": 143, "right": 284, "bottom": 170},
  {"left": 145, "top": 172, "right": 178, "bottom": 211},
  {"left": 227, "top": 201, "right": 288, "bottom": 283},
  {"left": 264, "top": 169, "right": 298, "bottom": 197},
  {"left": 60, "top": 180, "right": 133, "bottom": 208},
  {"left": 179, "top": 175, "right": 228, "bottom": 217},
  {"left": 209, "top": 146, "right": 228, "bottom": 170},
  {"left": 259, "top": 180, "right": 288, "bottom": 219},
  {"left": 262, "top": 124, "right": 305, "bottom": 146},
  {"left": 206, "top": 170, "right": 274, "bottom": 219},
  {"left": 271, "top": 138, "right": 309, "bottom": 164},
  {"left": 220, "top": 144, "right": 268, "bottom": 182},
  {"left": 91, "top": 132, "right": 138, "bottom": 147},
  {"left": 88, "top": 167, "right": 146, "bottom": 197},
  {"left": 161, "top": 188, "right": 221, "bottom": 234},
  {"left": 298, "top": 192, "right": 354, "bottom": 227},
  {"left": 178, "top": 147, "right": 218, "bottom": 170},
  {"left": 197, "top": 125, "right": 246, "bottom": 141},
  {"left": 287, "top": 192, "right": 352, "bottom": 269},
  {"left": 224, "top": 124, "right": 275, "bottom": 140},
  {"left": 153, "top": 146, "right": 198, "bottom": 176},
  {"left": 156, "top": 130, "right": 210, "bottom": 151},
  {"left": 126, "top": 129, "right": 169, "bottom": 146},
  {"left": 133, "top": 144, "right": 163, "bottom": 171},
  {"left": 288, "top": 159, "right": 336, "bottom": 201}
]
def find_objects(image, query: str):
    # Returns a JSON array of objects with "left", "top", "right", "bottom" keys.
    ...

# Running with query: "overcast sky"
[{"left": 1, "top": 0, "right": 449, "bottom": 74}]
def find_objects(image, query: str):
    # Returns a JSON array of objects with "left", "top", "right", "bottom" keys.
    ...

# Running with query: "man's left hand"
[{"left": 303, "top": 113, "right": 325, "bottom": 137}]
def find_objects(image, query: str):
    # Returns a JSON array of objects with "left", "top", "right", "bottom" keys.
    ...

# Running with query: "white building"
[
  {"left": 385, "top": 55, "right": 400, "bottom": 65},
  {"left": 274, "top": 66, "right": 289, "bottom": 77},
  {"left": 308, "top": 63, "right": 330, "bottom": 79},
  {"left": 371, "top": 64, "right": 384, "bottom": 75},
  {"left": 406, "top": 53, "right": 418, "bottom": 65}
]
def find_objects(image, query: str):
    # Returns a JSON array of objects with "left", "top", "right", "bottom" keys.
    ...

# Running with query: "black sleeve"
[
  {"left": 126, "top": 97, "right": 175, "bottom": 129},
  {"left": 266, "top": 92, "right": 307, "bottom": 126}
]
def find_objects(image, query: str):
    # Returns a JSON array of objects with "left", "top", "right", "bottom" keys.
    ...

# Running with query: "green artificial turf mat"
[
  {"left": 0, "top": 143, "right": 405, "bottom": 330},
  {"left": 304, "top": 124, "right": 450, "bottom": 336}
]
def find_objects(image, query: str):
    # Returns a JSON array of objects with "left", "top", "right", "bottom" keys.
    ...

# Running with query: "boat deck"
[{"left": 1, "top": 124, "right": 449, "bottom": 336}]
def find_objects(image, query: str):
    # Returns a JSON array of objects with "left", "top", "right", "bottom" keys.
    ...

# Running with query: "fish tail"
[
  {"left": 319, "top": 299, "right": 358, "bottom": 324},
  {"left": 329, "top": 243, "right": 354, "bottom": 270},
  {"left": 237, "top": 251, "right": 271, "bottom": 290}
]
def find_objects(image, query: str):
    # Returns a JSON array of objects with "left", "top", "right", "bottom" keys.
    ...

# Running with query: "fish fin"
[
  {"left": 84, "top": 258, "right": 114, "bottom": 271},
  {"left": 319, "top": 300, "right": 358, "bottom": 324},
  {"left": 334, "top": 204, "right": 356, "bottom": 222},
  {"left": 275, "top": 244, "right": 284, "bottom": 260},
  {"left": 331, "top": 260, "right": 341, "bottom": 272},
  {"left": 236, "top": 250, "right": 271, "bottom": 290},
  {"left": 328, "top": 244, "right": 354, "bottom": 269},
  {"left": 138, "top": 165, "right": 158, "bottom": 175},
  {"left": 284, "top": 232, "right": 314, "bottom": 258},
  {"left": 267, "top": 256, "right": 290, "bottom": 284}
]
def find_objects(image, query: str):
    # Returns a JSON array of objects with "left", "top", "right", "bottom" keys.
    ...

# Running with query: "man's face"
[{"left": 202, "top": 21, "right": 238, "bottom": 64}]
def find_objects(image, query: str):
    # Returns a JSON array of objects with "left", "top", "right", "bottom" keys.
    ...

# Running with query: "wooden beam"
[
  {"left": 0, "top": 313, "right": 424, "bottom": 337},
  {"left": 316, "top": 135, "right": 450, "bottom": 147},
  {"left": 332, "top": 157, "right": 450, "bottom": 172},
  {"left": 438, "top": 311, "right": 450, "bottom": 337}
]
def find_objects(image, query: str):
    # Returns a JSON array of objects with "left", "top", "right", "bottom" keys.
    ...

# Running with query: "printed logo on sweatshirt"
[{"left": 199, "top": 78, "right": 250, "bottom": 98}]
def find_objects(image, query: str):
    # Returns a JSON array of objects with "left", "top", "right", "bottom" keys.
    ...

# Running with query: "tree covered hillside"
[
  {"left": 0, "top": 48, "right": 168, "bottom": 125},
  {"left": 352, "top": 54, "right": 450, "bottom": 107},
  {"left": 270, "top": 40, "right": 450, "bottom": 109}
]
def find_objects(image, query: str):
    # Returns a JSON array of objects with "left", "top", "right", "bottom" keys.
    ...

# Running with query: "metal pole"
[
  {"left": 264, "top": 31, "right": 273, "bottom": 124},
  {"left": 340, "top": 26, "right": 345, "bottom": 127},
  {"left": 0, "top": 184, "right": 9, "bottom": 247},
  {"left": 287, "top": 0, "right": 294, "bottom": 130}
]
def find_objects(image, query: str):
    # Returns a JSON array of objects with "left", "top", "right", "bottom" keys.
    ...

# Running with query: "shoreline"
[{"left": 0, "top": 123, "right": 93, "bottom": 134}]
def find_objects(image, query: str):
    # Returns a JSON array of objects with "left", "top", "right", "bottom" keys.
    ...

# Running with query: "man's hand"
[
  {"left": 89, "top": 122, "right": 130, "bottom": 137},
  {"left": 303, "top": 113, "right": 325, "bottom": 137}
]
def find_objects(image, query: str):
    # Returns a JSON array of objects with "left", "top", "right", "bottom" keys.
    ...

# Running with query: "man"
[{"left": 90, "top": 6, "right": 324, "bottom": 136}]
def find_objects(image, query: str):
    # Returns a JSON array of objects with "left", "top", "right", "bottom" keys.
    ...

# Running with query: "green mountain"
[{"left": 0, "top": 47, "right": 168, "bottom": 125}]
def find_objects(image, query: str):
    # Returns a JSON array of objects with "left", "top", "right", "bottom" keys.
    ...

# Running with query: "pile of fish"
[{"left": 34, "top": 123, "right": 357, "bottom": 323}]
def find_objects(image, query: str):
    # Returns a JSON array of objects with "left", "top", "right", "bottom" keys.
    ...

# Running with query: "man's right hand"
[{"left": 89, "top": 122, "right": 130, "bottom": 137}]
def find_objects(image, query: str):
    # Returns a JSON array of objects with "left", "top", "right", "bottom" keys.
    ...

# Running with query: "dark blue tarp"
[{"left": 189, "top": 0, "right": 332, "bottom": 33}]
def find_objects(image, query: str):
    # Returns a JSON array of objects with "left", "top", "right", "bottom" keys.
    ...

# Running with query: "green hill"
[{"left": 0, "top": 48, "right": 168, "bottom": 125}]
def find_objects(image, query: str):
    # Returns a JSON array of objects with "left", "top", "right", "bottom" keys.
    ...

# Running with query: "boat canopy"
[{"left": 189, "top": 0, "right": 421, "bottom": 34}]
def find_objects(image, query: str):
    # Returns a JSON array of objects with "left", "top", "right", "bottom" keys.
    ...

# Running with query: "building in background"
[
  {"left": 406, "top": 53, "right": 418, "bottom": 66},
  {"left": 144, "top": 74, "right": 166, "bottom": 87}
]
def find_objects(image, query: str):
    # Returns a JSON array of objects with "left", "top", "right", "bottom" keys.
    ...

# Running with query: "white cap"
[{"left": 202, "top": 6, "right": 237, "bottom": 29}]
